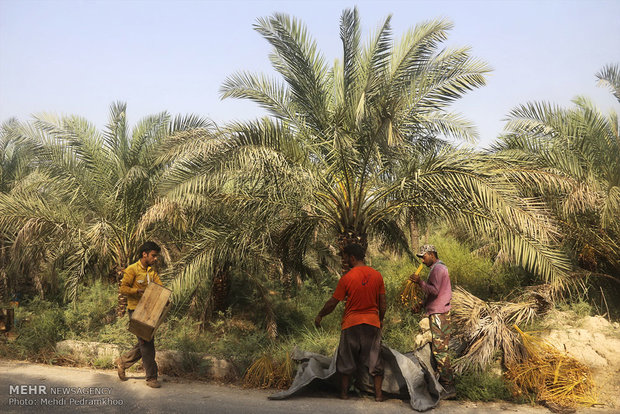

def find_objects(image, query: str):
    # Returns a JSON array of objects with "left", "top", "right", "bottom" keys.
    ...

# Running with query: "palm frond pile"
[
  {"left": 451, "top": 286, "right": 552, "bottom": 373},
  {"left": 506, "top": 326, "right": 597, "bottom": 409}
]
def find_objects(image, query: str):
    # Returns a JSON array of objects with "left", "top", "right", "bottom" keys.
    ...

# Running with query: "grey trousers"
[
  {"left": 119, "top": 310, "right": 158, "bottom": 380},
  {"left": 337, "top": 323, "right": 384, "bottom": 376}
]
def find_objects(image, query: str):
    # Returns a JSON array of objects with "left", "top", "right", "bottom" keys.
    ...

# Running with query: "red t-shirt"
[{"left": 333, "top": 266, "right": 385, "bottom": 330}]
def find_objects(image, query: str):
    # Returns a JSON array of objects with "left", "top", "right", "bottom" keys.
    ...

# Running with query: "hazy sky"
[{"left": 1, "top": 0, "right": 619, "bottom": 148}]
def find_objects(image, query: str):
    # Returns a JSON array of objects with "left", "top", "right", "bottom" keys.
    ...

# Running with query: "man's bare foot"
[
  {"left": 339, "top": 393, "right": 350, "bottom": 400},
  {"left": 375, "top": 394, "right": 386, "bottom": 402}
]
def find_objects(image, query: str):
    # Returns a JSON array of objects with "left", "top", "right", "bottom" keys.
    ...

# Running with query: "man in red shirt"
[{"left": 315, "top": 244, "right": 386, "bottom": 401}]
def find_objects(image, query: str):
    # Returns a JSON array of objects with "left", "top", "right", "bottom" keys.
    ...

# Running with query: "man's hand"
[
  {"left": 409, "top": 273, "right": 421, "bottom": 284},
  {"left": 137, "top": 289, "right": 145, "bottom": 295},
  {"left": 314, "top": 315, "right": 323, "bottom": 328}
]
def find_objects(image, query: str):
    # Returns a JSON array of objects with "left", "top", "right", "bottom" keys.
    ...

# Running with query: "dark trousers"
[
  {"left": 120, "top": 310, "right": 158, "bottom": 380},
  {"left": 337, "top": 324, "right": 384, "bottom": 376}
]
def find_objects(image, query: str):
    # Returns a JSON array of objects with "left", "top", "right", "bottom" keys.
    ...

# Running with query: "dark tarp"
[{"left": 269, "top": 344, "right": 447, "bottom": 411}]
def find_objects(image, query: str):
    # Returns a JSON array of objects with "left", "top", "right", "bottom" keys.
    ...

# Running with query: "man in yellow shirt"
[{"left": 115, "top": 241, "right": 163, "bottom": 388}]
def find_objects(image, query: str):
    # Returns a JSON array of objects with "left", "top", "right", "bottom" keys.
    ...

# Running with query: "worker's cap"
[{"left": 416, "top": 244, "right": 437, "bottom": 257}]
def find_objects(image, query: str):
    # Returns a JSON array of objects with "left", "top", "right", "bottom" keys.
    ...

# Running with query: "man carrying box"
[{"left": 116, "top": 241, "right": 163, "bottom": 388}]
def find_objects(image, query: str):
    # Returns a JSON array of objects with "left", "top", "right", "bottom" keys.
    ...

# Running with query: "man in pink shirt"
[{"left": 409, "top": 244, "right": 455, "bottom": 397}]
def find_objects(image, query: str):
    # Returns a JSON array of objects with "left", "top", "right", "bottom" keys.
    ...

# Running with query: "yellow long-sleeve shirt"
[{"left": 119, "top": 260, "right": 162, "bottom": 310}]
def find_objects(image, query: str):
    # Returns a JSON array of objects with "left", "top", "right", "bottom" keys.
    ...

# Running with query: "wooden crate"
[{"left": 129, "top": 283, "right": 172, "bottom": 341}]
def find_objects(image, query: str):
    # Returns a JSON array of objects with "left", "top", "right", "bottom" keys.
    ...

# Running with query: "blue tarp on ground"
[{"left": 269, "top": 344, "right": 446, "bottom": 411}]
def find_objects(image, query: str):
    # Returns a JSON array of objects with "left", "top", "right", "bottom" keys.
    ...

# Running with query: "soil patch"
[{"left": 541, "top": 314, "right": 620, "bottom": 409}]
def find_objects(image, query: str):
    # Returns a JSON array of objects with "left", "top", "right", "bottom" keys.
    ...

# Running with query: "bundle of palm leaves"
[
  {"left": 451, "top": 286, "right": 552, "bottom": 373},
  {"left": 400, "top": 264, "right": 425, "bottom": 313},
  {"left": 506, "top": 326, "right": 597, "bottom": 409},
  {"left": 243, "top": 351, "right": 294, "bottom": 389}
]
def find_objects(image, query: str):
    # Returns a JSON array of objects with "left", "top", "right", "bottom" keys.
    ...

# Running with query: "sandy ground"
[{"left": 1, "top": 359, "right": 617, "bottom": 414}]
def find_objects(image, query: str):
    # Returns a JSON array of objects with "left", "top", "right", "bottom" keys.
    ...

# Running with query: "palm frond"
[{"left": 596, "top": 63, "right": 620, "bottom": 103}]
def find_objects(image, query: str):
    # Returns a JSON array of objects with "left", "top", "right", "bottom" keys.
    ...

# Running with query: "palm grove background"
[{"left": 0, "top": 8, "right": 618, "bottom": 393}]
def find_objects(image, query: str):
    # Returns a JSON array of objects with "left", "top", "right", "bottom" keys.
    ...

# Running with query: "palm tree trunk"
[
  {"left": 115, "top": 247, "right": 131, "bottom": 318},
  {"left": 114, "top": 265, "right": 127, "bottom": 317},
  {"left": 198, "top": 265, "right": 231, "bottom": 330},
  {"left": 0, "top": 270, "right": 7, "bottom": 303},
  {"left": 211, "top": 263, "right": 231, "bottom": 313},
  {"left": 0, "top": 247, "right": 8, "bottom": 303},
  {"left": 409, "top": 216, "right": 420, "bottom": 255}
]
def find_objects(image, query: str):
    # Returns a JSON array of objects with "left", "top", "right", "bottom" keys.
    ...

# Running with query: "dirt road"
[{"left": 0, "top": 360, "right": 612, "bottom": 414}]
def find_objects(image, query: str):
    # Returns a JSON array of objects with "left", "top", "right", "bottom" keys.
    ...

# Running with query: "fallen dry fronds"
[
  {"left": 244, "top": 354, "right": 275, "bottom": 388},
  {"left": 273, "top": 351, "right": 294, "bottom": 389},
  {"left": 505, "top": 325, "right": 597, "bottom": 410},
  {"left": 243, "top": 352, "right": 294, "bottom": 389},
  {"left": 451, "top": 286, "right": 552, "bottom": 373}
]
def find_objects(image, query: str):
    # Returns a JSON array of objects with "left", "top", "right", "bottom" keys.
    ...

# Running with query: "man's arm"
[
  {"left": 378, "top": 293, "right": 386, "bottom": 327},
  {"left": 416, "top": 267, "right": 443, "bottom": 296},
  {"left": 152, "top": 270, "right": 163, "bottom": 286},
  {"left": 314, "top": 297, "right": 339, "bottom": 328},
  {"left": 119, "top": 268, "right": 140, "bottom": 297}
]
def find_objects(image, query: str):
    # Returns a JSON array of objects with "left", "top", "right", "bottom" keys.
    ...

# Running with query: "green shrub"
[
  {"left": 64, "top": 280, "right": 116, "bottom": 338},
  {"left": 455, "top": 368, "right": 512, "bottom": 401},
  {"left": 382, "top": 305, "right": 422, "bottom": 353},
  {"left": 211, "top": 329, "right": 271, "bottom": 372},
  {"left": 12, "top": 299, "right": 67, "bottom": 357},
  {"left": 158, "top": 316, "right": 207, "bottom": 352},
  {"left": 294, "top": 281, "right": 340, "bottom": 321},
  {"left": 429, "top": 234, "right": 531, "bottom": 301},
  {"left": 92, "top": 355, "right": 115, "bottom": 369},
  {"left": 158, "top": 313, "right": 271, "bottom": 373},
  {"left": 286, "top": 327, "right": 339, "bottom": 356},
  {"left": 557, "top": 299, "right": 593, "bottom": 318},
  {"left": 96, "top": 313, "right": 136, "bottom": 348},
  {"left": 161, "top": 319, "right": 213, "bottom": 375},
  {"left": 273, "top": 298, "right": 308, "bottom": 336},
  {"left": 373, "top": 232, "right": 532, "bottom": 302}
]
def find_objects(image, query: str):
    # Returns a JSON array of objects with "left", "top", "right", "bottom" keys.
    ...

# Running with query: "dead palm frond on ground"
[
  {"left": 506, "top": 325, "right": 597, "bottom": 410},
  {"left": 451, "top": 286, "right": 552, "bottom": 373},
  {"left": 243, "top": 351, "right": 294, "bottom": 389}
]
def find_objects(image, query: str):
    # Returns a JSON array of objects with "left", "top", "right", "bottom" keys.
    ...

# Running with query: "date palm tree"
[
  {"left": 143, "top": 127, "right": 337, "bottom": 332},
  {"left": 0, "top": 119, "right": 36, "bottom": 300},
  {"left": 164, "top": 8, "right": 571, "bottom": 288},
  {"left": 0, "top": 102, "right": 212, "bottom": 301},
  {"left": 494, "top": 64, "right": 620, "bottom": 281}
]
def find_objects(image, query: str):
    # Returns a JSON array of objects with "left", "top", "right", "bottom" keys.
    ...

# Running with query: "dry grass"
[{"left": 505, "top": 325, "right": 597, "bottom": 410}]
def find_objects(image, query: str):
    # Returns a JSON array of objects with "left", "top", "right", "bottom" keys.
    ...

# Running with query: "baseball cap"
[{"left": 416, "top": 244, "right": 437, "bottom": 257}]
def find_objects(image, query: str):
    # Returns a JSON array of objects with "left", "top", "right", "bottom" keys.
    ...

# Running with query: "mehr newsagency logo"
[{"left": 8, "top": 384, "right": 123, "bottom": 407}]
